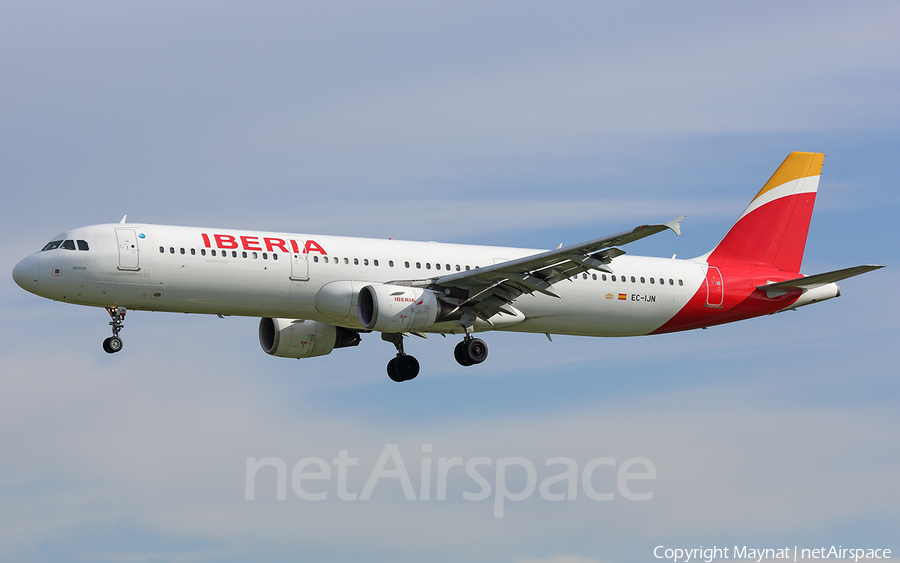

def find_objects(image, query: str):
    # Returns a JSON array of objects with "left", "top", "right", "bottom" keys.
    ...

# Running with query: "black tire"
[
  {"left": 107, "top": 336, "right": 123, "bottom": 353},
  {"left": 396, "top": 355, "right": 420, "bottom": 381},
  {"left": 102, "top": 337, "right": 113, "bottom": 354},
  {"left": 454, "top": 341, "right": 474, "bottom": 366},
  {"left": 387, "top": 358, "right": 404, "bottom": 382},
  {"left": 464, "top": 338, "right": 488, "bottom": 364}
]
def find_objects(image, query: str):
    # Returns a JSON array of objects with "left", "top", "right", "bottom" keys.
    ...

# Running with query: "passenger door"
[
  {"left": 705, "top": 265, "right": 723, "bottom": 308},
  {"left": 291, "top": 246, "right": 309, "bottom": 281},
  {"left": 115, "top": 229, "right": 140, "bottom": 271}
]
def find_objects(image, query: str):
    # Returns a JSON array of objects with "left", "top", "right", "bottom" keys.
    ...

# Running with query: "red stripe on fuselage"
[{"left": 650, "top": 264, "right": 803, "bottom": 334}]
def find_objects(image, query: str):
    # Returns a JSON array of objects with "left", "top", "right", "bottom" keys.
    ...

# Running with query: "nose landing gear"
[{"left": 102, "top": 306, "right": 126, "bottom": 354}]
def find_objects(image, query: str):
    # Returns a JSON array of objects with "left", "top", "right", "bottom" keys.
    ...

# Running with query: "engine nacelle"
[
  {"left": 259, "top": 318, "right": 361, "bottom": 359},
  {"left": 357, "top": 284, "right": 445, "bottom": 332}
]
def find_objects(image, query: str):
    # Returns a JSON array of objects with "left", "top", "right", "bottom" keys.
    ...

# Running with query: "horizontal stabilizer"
[{"left": 757, "top": 265, "right": 884, "bottom": 292}]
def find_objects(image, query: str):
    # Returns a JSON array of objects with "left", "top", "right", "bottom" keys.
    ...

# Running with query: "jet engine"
[
  {"left": 357, "top": 284, "right": 460, "bottom": 332},
  {"left": 259, "top": 318, "right": 361, "bottom": 359}
]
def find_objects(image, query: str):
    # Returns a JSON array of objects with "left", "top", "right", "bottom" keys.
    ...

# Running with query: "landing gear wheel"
[
  {"left": 108, "top": 336, "right": 123, "bottom": 353},
  {"left": 102, "top": 336, "right": 123, "bottom": 354},
  {"left": 396, "top": 355, "right": 419, "bottom": 381},
  {"left": 454, "top": 337, "right": 488, "bottom": 366},
  {"left": 454, "top": 341, "right": 474, "bottom": 366},
  {"left": 387, "top": 355, "right": 419, "bottom": 382},
  {"left": 387, "top": 358, "right": 403, "bottom": 382},
  {"left": 466, "top": 338, "right": 487, "bottom": 364}
]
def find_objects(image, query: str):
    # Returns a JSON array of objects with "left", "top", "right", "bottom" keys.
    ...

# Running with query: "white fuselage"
[{"left": 17, "top": 223, "right": 706, "bottom": 337}]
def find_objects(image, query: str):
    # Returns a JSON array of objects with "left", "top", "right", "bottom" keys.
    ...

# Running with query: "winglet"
[
  {"left": 119, "top": 215, "right": 127, "bottom": 224},
  {"left": 665, "top": 215, "right": 686, "bottom": 236}
]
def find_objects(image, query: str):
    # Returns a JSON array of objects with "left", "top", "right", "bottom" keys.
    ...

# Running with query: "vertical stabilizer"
[{"left": 707, "top": 152, "right": 824, "bottom": 272}]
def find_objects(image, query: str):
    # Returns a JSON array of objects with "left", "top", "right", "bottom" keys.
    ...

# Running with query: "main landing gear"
[
  {"left": 454, "top": 335, "right": 488, "bottom": 367},
  {"left": 383, "top": 333, "right": 420, "bottom": 382},
  {"left": 102, "top": 306, "right": 126, "bottom": 354},
  {"left": 381, "top": 332, "right": 489, "bottom": 382}
]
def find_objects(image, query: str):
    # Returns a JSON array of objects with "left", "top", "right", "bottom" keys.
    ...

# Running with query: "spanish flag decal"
[{"left": 618, "top": 293, "right": 627, "bottom": 300}]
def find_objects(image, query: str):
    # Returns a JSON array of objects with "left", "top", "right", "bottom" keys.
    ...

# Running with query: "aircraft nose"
[{"left": 12, "top": 256, "right": 40, "bottom": 291}]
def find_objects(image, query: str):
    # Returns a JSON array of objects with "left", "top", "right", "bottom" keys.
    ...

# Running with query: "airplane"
[{"left": 12, "top": 152, "right": 883, "bottom": 382}]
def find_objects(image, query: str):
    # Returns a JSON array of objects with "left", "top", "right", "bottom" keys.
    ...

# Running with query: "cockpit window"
[
  {"left": 61, "top": 240, "right": 76, "bottom": 250},
  {"left": 42, "top": 240, "right": 63, "bottom": 251},
  {"left": 77, "top": 240, "right": 89, "bottom": 251}
]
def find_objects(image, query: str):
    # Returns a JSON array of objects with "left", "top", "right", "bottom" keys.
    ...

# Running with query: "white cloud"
[{"left": 1, "top": 2, "right": 898, "bottom": 562}]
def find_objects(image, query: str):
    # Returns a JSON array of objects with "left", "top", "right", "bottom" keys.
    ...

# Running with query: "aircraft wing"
[
  {"left": 757, "top": 264, "right": 885, "bottom": 292},
  {"left": 417, "top": 216, "right": 685, "bottom": 323}
]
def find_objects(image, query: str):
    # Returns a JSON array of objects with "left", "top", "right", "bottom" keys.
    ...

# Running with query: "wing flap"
[{"left": 421, "top": 216, "right": 685, "bottom": 327}]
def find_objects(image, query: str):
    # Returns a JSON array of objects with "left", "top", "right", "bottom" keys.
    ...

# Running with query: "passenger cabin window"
[
  {"left": 77, "top": 240, "right": 89, "bottom": 251},
  {"left": 42, "top": 240, "right": 63, "bottom": 251},
  {"left": 61, "top": 240, "right": 76, "bottom": 250}
]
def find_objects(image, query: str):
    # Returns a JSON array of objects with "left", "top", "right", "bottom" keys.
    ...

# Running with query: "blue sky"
[{"left": 1, "top": 2, "right": 898, "bottom": 562}]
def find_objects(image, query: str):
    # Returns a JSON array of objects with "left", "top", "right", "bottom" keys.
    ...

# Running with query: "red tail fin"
[{"left": 707, "top": 152, "right": 824, "bottom": 273}]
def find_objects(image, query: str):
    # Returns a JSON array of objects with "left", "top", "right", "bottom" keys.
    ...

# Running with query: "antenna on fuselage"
[{"left": 119, "top": 215, "right": 127, "bottom": 224}]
